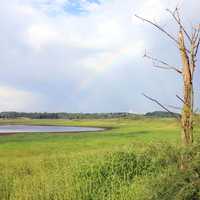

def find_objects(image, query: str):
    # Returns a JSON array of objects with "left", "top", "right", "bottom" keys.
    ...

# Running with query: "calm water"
[{"left": 0, "top": 125, "right": 104, "bottom": 133}]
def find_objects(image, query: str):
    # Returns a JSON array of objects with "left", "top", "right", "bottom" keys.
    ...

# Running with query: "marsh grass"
[
  {"left": 0, "top": 118, "right": 199, "bottom": 199},
  {"left": 0, "top": 142, "right": 199, "bottom": 200}
]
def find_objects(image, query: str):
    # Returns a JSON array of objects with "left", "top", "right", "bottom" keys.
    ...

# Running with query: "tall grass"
[
  {"left": 0, "top": 141, "right": 199, "bottom": 200},
  {"left": 0, "top": 118, "right": 199, "bottom": 199}
]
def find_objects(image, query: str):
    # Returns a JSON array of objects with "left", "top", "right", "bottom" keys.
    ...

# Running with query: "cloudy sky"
[{"left": 0, "top": 0, "right": 200, "bottom": 113}]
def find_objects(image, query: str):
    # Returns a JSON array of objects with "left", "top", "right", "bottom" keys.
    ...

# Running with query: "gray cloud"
[{"left": 0, "top": 0, "right": 199, "bottom": 112}]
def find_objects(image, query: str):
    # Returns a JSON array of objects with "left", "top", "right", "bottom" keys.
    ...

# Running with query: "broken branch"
[
  {"left": 166, "top": 8, "right": 192, "bottom": 42},
  {"left": 142, "top": 93, "right": 180, "bottom": 119},
  {"left": 176, "top": 94, "right": 185, "bottom": 104},
  {"left": 144, "top": 53, "right": 182, "bottom": 74},
  {"left": 135, "top": 14, "right": 179, "bottom": 45}
]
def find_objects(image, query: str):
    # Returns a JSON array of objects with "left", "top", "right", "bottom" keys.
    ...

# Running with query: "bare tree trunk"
[
  {"left": 179, "top": 30, "right": 193, "bottom": 145},
  {"left": 135, "top": 8, "right": 200, "bottom": 146},
  {"left": 181, "top": 82, "right": 193, "bottom": 145}
]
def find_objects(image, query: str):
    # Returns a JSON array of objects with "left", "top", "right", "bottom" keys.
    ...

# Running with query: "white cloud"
[
  {"left": 0, "top": 0, "right": 200, "bottom": 112},
  {"left": 26, "top": 24, "right": 63, "bottom": 50},
  {"left": 0, "top": 86, "right": 44, "bottom": 112},
  {"left": 137, "top": 0, "right": 165, "bottom": 21},
  {"left": 21, "top": 0, "right": 146, "bottom": 69},
  {"left": 81, "top": 40, "right": 144, "bottom": 72}
]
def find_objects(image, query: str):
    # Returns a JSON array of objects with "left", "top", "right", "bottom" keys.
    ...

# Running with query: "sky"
[{"left": 0, "top": 0, "right": 200, "bottom": 113}]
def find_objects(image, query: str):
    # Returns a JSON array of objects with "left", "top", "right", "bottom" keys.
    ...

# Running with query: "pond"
[{"left": 0, "top": 125, "right": 104, "bottom": 134}]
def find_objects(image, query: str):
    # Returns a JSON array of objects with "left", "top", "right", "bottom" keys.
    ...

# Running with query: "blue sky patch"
[
  {"left": 63, "top": 0, "right": 86, "bottom": 15},
  {"left": 64, "top": 0, "right": 100, "bottom": 15},
  {"left": 32, "top": 0, "right": 101, "bottom": 16}
]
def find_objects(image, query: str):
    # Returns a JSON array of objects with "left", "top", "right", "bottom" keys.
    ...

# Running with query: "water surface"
[{"left": 0, "top": 125, "right": 104, "bottom": 134}]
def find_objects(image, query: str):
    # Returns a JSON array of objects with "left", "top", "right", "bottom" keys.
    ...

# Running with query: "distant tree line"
[
  {"left": 0, "top": 111, "right": 179, "bottom": 119},
  {"left": 0, "top": 112, "right": 138, "bottom": 119},
  {"left": 145, "top": 111, "right": 180, "bottom": 118}
]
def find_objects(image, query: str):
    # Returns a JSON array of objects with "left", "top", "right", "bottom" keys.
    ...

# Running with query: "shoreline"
[{"left": 0, "top": 124, "right": 114, "bottom": 136}]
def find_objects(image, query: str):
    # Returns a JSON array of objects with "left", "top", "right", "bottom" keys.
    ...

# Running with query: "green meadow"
[
  {"left": 0, "top": 118, "right": 199, "bottom": 200},
  {"left": 0, "top": 118, "right": 180, "bottom": 156}
]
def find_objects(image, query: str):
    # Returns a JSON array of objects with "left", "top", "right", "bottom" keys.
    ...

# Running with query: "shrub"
[
  {"left": 132, "top": 141, "right": 200, "bottom": 200},
  {"left": 70, "top": 143, "right": 181, "bottom": 200}
]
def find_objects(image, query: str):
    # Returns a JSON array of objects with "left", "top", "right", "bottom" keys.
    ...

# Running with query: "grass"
[
  {"left": 0, "top": 117, "right": 198, "bottom": 200},
  {"left": 0, "top": 118, "right": 180, "bottom": 156}
]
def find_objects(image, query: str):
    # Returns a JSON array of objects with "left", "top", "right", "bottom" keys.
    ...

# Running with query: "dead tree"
[{"left": 135, "top": 7, "right": 200, "bottom": 145}]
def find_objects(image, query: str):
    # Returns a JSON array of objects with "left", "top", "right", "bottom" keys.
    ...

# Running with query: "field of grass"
[
  {"left": 0, "top": 118, "right": 199, "bottom": 200},
  {"left": 0, "top": 118, "right": 180, "bottom": 156}
]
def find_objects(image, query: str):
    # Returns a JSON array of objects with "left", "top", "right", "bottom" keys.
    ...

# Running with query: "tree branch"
[
  {"left": 192, "top": 25, "right": 200, "bottom": 56},
  {"left": 142, "top": 93, "right": 180, "bottom": 119},
  {"left": 193, "top": 26, "right": 200, "bottom": 43},
  {"left": 135, "top": 14, "right": 190, "bottom": 54},
  {"left": 167, "top": 105, "right": 182, "bottom": 110},
  {"left": 195, "top": 37, "right": 200, "bottom": 56},
  {"left": 153, "top": 64, "right": 182, "bottom": 74},
  {"left": 166, "top": 8, "right": 192, "bottom": 43},
  {"left": 135, "top": 14, "right": 179, "bottom": 45},
  {"left": 144, "top": 53, "right": 182, "bottom": 74},
  {"left": 176, "top": 94, "right": 184, "bottom": 104}
]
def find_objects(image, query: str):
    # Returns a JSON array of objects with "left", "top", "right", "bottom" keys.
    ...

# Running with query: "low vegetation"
[
  {"left": 0, "top": 111, "right": 177, "bottom": 119},
  {"left": 0, "top": 118, "right": 199, "bottom": 199}
]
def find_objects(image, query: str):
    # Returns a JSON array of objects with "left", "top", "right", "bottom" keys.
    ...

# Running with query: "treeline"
[
  {"left": 0, "top": 111, "right": 180, "bottom": 119},
  {"left": 145, "top": 111, "right": 180, "bottom": 118},
  {"left": 0, "top": 112, "right": 138, "bottom": 119}
]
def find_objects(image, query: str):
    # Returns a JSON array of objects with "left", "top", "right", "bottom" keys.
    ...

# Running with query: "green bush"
[
  {"left": 132, "top": 141, "right": 200, "bottom": 200},
  {"left": 71, "top": 143, "right": 181, "bottom": 200},
  {"left": 0, "top": 142, "right": 200, "bottom": 200}
]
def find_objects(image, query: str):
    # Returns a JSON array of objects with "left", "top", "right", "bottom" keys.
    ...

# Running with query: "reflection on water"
[{"left": 0, "top": 125, "right": 104, "bottom": 133}]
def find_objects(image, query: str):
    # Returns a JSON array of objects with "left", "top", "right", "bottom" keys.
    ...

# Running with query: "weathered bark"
[
  {"left": 135, "top": 9, "right": 200, "bottom": 146},
  {"left": 178, "top": 30, "right": 193, "bottom": 145}
]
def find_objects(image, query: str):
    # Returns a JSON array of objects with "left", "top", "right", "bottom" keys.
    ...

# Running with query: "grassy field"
[
  {"left": 0, "top": 118, "right": 180, "bottom": 157},
  {"left": 0, "top": 118, "right": 198, "bottom": 200}
]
